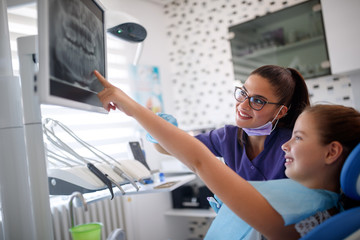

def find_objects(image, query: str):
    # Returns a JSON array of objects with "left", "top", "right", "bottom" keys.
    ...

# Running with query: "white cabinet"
[
  {"left": 120, "top": 174, "right": 198, "bottom": 240},
  {"left": 321, "top": 0, "right": 360, "bottom": 74}
]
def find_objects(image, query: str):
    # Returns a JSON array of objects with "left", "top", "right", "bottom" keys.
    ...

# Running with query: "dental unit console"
[
  {"left": 43, "top": 118, "right": 152, "bottom": 196},
  {"left": 48, "top": 159, "right": 152, "bottom": 196}
]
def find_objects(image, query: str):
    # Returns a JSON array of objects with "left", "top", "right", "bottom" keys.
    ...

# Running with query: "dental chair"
[{"left": 300, "top": 143, "right": 360, "bottom": 240}]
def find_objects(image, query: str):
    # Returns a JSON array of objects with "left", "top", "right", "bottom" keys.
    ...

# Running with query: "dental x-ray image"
[{"left": 48, "top": 0, "right": 105, "bottom": 104}]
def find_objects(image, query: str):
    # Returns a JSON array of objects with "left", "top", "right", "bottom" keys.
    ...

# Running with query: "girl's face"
[
  {"left": 235, "top": 74, "right": 284, "bottom": 128},
  {"left": 282, "top": 112, "right": 329, "bottom": 187}
]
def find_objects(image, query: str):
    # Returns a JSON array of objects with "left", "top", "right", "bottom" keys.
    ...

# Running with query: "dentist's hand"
[
  {"left": 94, "top": 70, "right": 136, "bottom": 116},
  {"left": 207, "top": 194, "right": 223, "bottom": 213},
  {"left": 146, "top": 113, "right": 178, "bottom": 143}
]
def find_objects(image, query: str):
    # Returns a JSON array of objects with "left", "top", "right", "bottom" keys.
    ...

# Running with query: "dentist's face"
[
  {"left": 49, "top": 0, "right": 104, "bottom": 91},
  {"left": 235, "top": 74, "right": 283, "bottom": 129}
]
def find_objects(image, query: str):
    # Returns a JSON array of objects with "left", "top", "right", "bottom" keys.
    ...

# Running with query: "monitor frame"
[{"left": 38, "top": 0, "right": 108, "bottom": 113}]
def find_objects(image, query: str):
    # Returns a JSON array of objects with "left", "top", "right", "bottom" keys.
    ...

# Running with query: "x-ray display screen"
[{"left": 41, "top": 0, "right": 106, "bottom": 111}]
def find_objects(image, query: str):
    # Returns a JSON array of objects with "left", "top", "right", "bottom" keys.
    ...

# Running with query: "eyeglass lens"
[{"left": 234, "top": 88, "right": 266, "bottom": 110}]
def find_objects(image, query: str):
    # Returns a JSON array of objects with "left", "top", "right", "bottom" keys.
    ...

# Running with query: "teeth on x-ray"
[{"left": 50, "top": 0, "right": 104, "bottom": 90}]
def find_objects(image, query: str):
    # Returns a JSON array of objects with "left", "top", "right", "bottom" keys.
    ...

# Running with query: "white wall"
[
  {"left": 99, "top": 0, "right": 179, "bottom": 171},
  {"left": 350, "top": 71, "right": 360, "bottom": 111},
  {"left": 101, "top": 0, "right": 174, "bottom": 114}
]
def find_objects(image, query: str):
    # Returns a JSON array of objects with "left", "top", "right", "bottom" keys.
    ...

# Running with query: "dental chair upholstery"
[{"left": 300, "top": 143, "right": 360, "bottom": 240}]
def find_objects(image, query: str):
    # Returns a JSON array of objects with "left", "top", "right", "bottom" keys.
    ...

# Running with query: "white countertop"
[{"left": 81, "top": 173, "right": 197, "bottom": 204}]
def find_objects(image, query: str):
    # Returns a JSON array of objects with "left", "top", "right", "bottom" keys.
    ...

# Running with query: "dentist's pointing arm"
[{"left": 93, "top": 70, "right": 284, "bottom": 238}]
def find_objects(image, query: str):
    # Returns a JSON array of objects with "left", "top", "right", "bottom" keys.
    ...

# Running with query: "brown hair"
[
  {"left": 303, "top": 104, "right": 360, "bottom": 158},
  {"left": 304, "top": 104, "right": 360, "bottom": 209},
  {"left": 251, "top": 65, "right": 310, "bottom": 129}
]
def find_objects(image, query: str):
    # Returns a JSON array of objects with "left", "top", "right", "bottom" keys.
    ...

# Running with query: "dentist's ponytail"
[{"left": 251, "top": 65, "right": 310, "bottom": 129}]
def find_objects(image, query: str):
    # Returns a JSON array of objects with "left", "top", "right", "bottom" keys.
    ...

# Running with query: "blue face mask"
[{"left": 243, "top": 105, "right": 284, "bottom": 136}]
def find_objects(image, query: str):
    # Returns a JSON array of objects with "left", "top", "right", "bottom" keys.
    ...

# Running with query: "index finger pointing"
[{"left": 94, "top": 70, "right": 112, "bottom": 88}]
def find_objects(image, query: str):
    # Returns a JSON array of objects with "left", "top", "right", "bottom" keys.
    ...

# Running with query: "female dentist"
[
  {"left": 150, "top": 65, "right": 310, "bottom": 181},
  {"left": 146, "top": 65, "right": 310, "bottom": 237}
]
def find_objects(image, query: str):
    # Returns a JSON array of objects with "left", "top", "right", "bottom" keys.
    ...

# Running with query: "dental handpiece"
[
  {"left": 105, "top": 174, "right": 126, "bottom": 195},
  {"left": 112, "top": 165, "right": 139, "bottom": 191}
]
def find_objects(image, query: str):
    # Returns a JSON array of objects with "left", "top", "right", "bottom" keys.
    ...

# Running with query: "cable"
[{"left": 42, "top": 118, "right": 139, "bottom": 194}]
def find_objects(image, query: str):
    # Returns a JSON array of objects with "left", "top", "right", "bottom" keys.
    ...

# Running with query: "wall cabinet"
[
  {"left": 321, "top": 0, "right": 360, "bottom": 75},
  {"left": 229, "top": 0, "right": 330, "bottom": 81}
]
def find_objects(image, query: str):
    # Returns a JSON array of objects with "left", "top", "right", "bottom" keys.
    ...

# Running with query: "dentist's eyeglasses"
[{"left": 234, "top": 87, "right": 283, "bottom": 111}]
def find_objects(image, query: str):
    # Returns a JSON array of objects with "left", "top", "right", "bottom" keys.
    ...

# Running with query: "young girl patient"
[{"left": 94, "top": 70, "right": 360, "bottom": 239}]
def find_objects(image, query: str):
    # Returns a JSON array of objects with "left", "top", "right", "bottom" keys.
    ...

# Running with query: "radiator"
[{"left": 51, "top": 196, "right": 125, "bottom": 240}]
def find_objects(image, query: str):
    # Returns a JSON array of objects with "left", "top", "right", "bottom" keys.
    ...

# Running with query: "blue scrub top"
[{"left": 195, "top": 125, "right": 291, "bottom": 180}]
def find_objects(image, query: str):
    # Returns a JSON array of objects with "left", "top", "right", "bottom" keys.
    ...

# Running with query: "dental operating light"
[
  {"left": 107, "top": 22, "right": 147, "bottom": 65},
  {"left": 107, "top": 22, "right": 147, "bottom": 42}
]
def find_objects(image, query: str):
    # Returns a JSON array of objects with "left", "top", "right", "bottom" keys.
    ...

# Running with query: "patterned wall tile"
[
  {"left": 163, "top": 0, "right": 353, "bottom": 130},
  {"left": 306, "top": 75, "right": 353, "bottom": 107}
]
